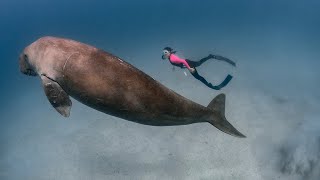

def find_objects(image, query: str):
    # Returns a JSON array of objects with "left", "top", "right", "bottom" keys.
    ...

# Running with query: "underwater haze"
[{"left": 1, "top": 0, "right": 320, "bottom": 179}]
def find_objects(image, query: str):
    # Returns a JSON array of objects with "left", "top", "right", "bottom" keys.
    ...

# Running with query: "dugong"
[{"left": 19, "top": 36, "right": 245, "bottom": 138}]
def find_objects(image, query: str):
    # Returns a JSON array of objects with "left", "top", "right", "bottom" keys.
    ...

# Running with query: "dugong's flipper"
[
  {"left": 207, "top": 94, "right": 246, "bottom": 138},
  {"left": 40, "top": 75, "right": 72, "bottom": 117}
]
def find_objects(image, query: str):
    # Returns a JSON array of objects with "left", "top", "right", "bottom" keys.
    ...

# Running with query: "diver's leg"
[
  {"left": 209, "top": 54, "right": 236, "bottom": 67},
  {"left": 185, "top": 58, "right": 208, "bottom": 68},
  {"left": 197, "top": 55, "right": 213, "bottom": 66},
  {"left": 185, "top": 55, "right": 215, "bottom": 68},
  {"left": 190, "top": 54, "right": 237, "bottom": 67},
  {"left": 185, "top": 59, "right": 198, "bottom": 68},
  {"left": 191, "top": 69, "right": 233, "bottom": 90},
  {"left": 186, "top": 55, "right": 222, "bottom": 67},
  {"left": 190, "top": 69, "right": 221, "bottom": 90}
]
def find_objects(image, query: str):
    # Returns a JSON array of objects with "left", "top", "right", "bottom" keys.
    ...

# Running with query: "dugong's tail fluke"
[{"left": 207, "top": 94, "right": 246, "bottom": 138}]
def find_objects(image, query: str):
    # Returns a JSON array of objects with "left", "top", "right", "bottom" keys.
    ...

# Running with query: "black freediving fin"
[
  {"left": 208, "top": 74, "right": 233, "bottom": 90},
  {"left": 211, "top": 54, "right": 236, "bottom": 67},
  {"left": 217, "top": 74, "right": 233, "bottom": 89},
  {"left": 40, "top": 75, "right": 72, "bottom": 117}
]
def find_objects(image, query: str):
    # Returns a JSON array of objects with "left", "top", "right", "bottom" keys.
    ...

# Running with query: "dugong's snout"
[{"left": 19, "top": 53, "right": 37, "bottom": 76}]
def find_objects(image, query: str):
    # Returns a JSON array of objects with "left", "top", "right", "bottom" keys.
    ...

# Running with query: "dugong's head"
[
  {"left": 19, "top": 42, "right": 39, "bottom": 76},
  {"left": 19, "top": 36, "right": 67, "bottom": 79},
  {"left": 19, "top": 54, "right": 37, "bottom": 76}
]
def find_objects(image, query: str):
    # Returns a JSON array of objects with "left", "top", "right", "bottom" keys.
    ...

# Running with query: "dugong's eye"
[{"left": 24, "top": 54, "right": 28, "bottom": 60}]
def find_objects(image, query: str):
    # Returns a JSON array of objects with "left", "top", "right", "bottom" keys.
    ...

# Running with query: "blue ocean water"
[{"left": 1, "top": 0, "right": 320, "bottom": 179}]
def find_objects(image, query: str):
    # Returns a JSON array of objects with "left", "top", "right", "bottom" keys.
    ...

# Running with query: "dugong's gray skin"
[{"left": 19, "top": 36, "right": 245, "bottom": 138}]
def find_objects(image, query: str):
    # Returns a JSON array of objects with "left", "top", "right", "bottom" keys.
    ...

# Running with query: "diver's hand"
[{"left": 189, "top": 68, "right": 195, "bottom": 73}]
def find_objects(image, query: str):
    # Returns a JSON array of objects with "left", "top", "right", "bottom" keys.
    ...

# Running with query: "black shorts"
[{"left": 185, "top": 59, "right": 197, "bottom": 68}]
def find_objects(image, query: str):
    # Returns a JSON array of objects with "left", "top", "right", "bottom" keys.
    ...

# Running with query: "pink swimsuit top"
[{"left": 169, "top": 54, "right": 191, "bottom": 69}]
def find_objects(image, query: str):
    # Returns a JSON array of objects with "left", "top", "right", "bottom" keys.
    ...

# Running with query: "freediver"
[{"left": 161, "top": 47, "right": 236, "bottom": 90}]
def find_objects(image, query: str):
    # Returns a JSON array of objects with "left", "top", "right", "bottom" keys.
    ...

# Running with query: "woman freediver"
[{"left": 161, "top": 47, "right": 236, "bottom": 90}]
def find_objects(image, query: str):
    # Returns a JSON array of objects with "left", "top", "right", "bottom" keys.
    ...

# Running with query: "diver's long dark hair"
[{"left": 163, "top": 47, "right": 177, "bottom": 54}]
